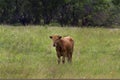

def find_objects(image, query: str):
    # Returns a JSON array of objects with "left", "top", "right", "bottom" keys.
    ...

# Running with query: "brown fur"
[{"left": 50, "top": 35, "right": 74, "bottom": 64}]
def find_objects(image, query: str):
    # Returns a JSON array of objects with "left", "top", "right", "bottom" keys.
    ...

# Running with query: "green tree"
[{"left": 0, "top": 0, "right": 120, "bottom": 27}]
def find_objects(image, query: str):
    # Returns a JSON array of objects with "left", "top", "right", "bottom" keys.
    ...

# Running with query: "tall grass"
[{"left": 0, "top": 25, "right": 120, "bottom": 79}]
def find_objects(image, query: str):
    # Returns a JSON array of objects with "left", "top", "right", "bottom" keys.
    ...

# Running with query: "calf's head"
[{"left": 49, "top": 35, "right": 62, "bottom": 47}]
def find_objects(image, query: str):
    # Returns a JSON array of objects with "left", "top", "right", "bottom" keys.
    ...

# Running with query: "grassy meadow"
[{"left": 0, "top": 25, "right": 120, "bottom": 79}]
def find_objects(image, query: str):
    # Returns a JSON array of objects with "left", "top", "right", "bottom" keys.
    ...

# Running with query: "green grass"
[{"left": 0, "top": 25, "right": 120, "bottom": 79}]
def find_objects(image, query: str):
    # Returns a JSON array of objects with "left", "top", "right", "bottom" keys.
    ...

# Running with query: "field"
[{"left": 0, "top": 25, "right": 120, "bottom": 79}]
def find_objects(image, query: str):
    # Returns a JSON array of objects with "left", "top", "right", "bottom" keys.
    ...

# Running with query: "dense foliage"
[{"left": 0, "top": 0, "right": 120, "bottom": 27}]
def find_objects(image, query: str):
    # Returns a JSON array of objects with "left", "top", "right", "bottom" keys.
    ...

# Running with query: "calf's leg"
[
  {"left": 67, "top": 51, "right": 72, "bottom": 63},
  {"left": 62, "top": 56, "right": 65, "bottom": 64},
  {"left": 69, "top": 52, "right": 72, "bottom": 62},
  {"left": 58, "top": 56, "right": 61, "bottom": 64},
  {"left": 57, "top": 53, "right": 61, "bottom": 64}
]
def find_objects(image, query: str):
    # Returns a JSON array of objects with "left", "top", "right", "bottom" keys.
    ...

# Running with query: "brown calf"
[{"left": 49, "top": 35, "right": 74, "bottom": 64}]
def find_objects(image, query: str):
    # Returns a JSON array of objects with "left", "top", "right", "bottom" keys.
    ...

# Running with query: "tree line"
[{"left": 0, "top": 0, "right": 120, "bottom": 27}]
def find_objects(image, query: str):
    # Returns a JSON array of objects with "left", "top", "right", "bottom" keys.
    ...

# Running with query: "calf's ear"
[
  {"left": 49, "top": 36, "right": 52, "bottom": 39},
  {"left": 59, "top": 36, "right": 62, "bottom": 39}
]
